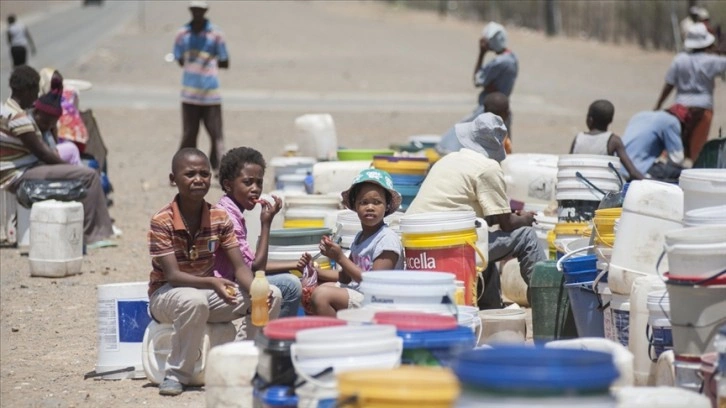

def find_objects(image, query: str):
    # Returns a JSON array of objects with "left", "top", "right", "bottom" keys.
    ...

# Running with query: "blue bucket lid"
[
  {"left": 399, "top": 326, "right": 475, "bottom": 349},
  {"left": 453, "top": 346, "right": 618, "bottom": 392},
  {"left": 262, "top": 386, "right": 298, "bottom": 406},
  {"left": 562, "top": 255, "right": 597, "bottom": 274}
]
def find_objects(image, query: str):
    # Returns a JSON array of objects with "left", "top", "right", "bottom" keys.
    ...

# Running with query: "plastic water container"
[
  {"left": 628, "top": 276, "right": 665, "bottom": 386},
  {"left": 654, "top": 350, "right": 675, "bottom": 386},
  {"left": 205, "top": 341, "right": 259, "bottom": 408},
  {"left": 501, "top": 153, "right": 559, "bottom": 207},
  {"left": 615, "top": 386, "right": 711, "bottom": 407},
  {"left": 400, "top": 211, "right": 488, "bottom": 305},
  {"left": 337, "top": 367, "right": 460, "bottom": 408},
  {"left": 665, "top": 280, "right": 726, "bottom": 357},
  {"left": 29, "top": 200, "right": 83, "bottom": 277},
  {"left": 294, "top": 114, "right": 338, "bottom": 161},
  {"left": 683, "top": 205, "right": 726, "bottom": 227},
  {"left": 270, "top": 157, "right": 316, "bottom": 191},
  {"left": 546, "top": 338, "right": 635, "bottom": 388},
  {"left": 372, "top": 311, "right": 475, "bottom": 367},
  {"left": 608, "top": 180, "right": 683, "bottom": 295},
  {"left": 530, "top": 260, "right": 578, "bottom": 343},
  {"left": 457, "top": 305, "right": 483, "bottom": 344},
  {"left": 142, "top": 320, "right": 236, "bottom": 386},
  {"left": 646, "top": 290, "right": 672, "bottom": 362},
  {"left": 359, "top": 271, "right": 457, "bottom": 313},
  {"left": 94, "top": 282, "right": 151, "bottom": 379},
  {"left": 500, "top": 259, "right": 529, "bottom": 307},
  {"left": 562, "top": 254, "right": 599, "bottom": 284},
  {"left": 312, "top": 160, "right": 372, "bottom": 195},
  {"left": 453, "top": 347, "right": 619, "bottom": 407},
  {"left": 565, "top": 281, "right": 605, "bottom": 338},
  {"left": 678, "top": 169, "right": 726, "bottom": 212},
  {"left": 478, "top": 308, "right": 527, "bottom": 345},
  {"left": 663, "top": 226, "right": 726, "bottom": 281},
  {"left": 290, "top": 325, "right": 402, "bottom": 394}
]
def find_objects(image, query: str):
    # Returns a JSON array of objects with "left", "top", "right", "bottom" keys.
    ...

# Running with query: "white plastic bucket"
[
  {"left": 501, "top": 153, "right": 558, "bottom": 206},
  {"left": 336, "top": 307, "right": 376, "bottom": 325},
  {"left": 142, "top": 321, "right": 236, "bottom": 386},
  {"left": 312, "top": 160, "right": 372, "bottom": 195},
  {"left": 608, "top": 180, "right": 683, "bottom": 295},
  {"left": 95, "top": 282, "right": 151, "bottom": 379},
  {"left": 628, "top": 276, "right": 665, "bottom": 386},
  {"left": 654, "top": 350, "right": 675, "bottom": 386},
  {"left": 205, "top": 341, "right": 259, "bottom": 408},
  {"left": 294, "top": 114, "right": 338, "bottom": 161},
  {"left": 614, "top": 386, "right": 712, "bottom": 407},
  {"left": 296, "top": 382, "right": 337, "bottom": 408},
  {"left": 478, "top": 308, "right": 526, "bottom": 345},
  {"left": 611, "top": 293, "right": 630, "bottom": 349},
  {"left": 663, "top": 226, "right": 726, "bottom": 280},
  {"left": 683, "top": 205, "right": 726, "bottom": 227},
  {"left": 678, "top": 169, "right": 726, "bottom": 213},
  {"left": 290, "top": 325, "right": 402, "bottom": 388},
  {"left": 500, "top": 259, "right": 529, "bottom": 307},
  {"left": 29, "top": 200, "right": 83, "bottom": 278},
  {"left": 646, "top": 291, "right": 671, "bottom": 362},
  {"left": 359, "top": 271, "right": 457, "bottom": 310},
  {"left": 458, "top": 305, "right": 483, "bottom": 345},
  {"left": 556, "top": 154, "right": 622, "bottom": 202},
  {"left": 283, "top": 207, "right": 338, "bottom": 230},
  {"left": 336, "top": 209, "right": 362, "bottom": 249},
  {"left": 545, "top": 338, "right": 635, "bottom": 388},
  {"left": 665, "top": 282, "right": 726, "bottom": 357},
  {"left": 270, "top": 156, "right": 316, "bottom": 191},
  {"left": 284, "top": 194, "right": 341, "bottom": 210}
]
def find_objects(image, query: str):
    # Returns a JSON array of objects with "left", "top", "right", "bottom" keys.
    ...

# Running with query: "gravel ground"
[{"left": 1, "top": 1, "right": 724, "bottom": 407}]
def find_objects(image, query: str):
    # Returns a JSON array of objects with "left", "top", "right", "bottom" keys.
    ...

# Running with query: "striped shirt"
[
  {"left": 0, "top": 98, "right": 40, "bottom": 189},
  {"left": 147, "top": 196, "right": 238, "bottom": 297},
  {"left": 173, "top": 20, "right": 228, "bottom": 106}
]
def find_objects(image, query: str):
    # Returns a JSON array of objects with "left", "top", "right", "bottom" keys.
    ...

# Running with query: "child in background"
[
  {"left": 310, "top": 169, "right": 404, "bottom": 317},
  {"left": 148, "top": 148, "right": 281, "bottom": 396},
  {"left": 214, "top": 147, "right": 303, "bottom": 318},
  {"left": 570, "top": 99, "right": 644, "bottom": 180}
]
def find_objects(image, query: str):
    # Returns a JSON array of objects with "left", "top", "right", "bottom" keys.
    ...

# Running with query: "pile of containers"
[
  {"left": 372, "top": 155, "right": 430, "bottom": 210},
  {"left": 556, "top": 154, "right": 621, "bottom": 222}
]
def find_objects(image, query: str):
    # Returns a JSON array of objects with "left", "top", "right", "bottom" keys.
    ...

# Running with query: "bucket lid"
[
  {"left": 683, "top": 205, "right": 726, "bottom": 226},
  {"left": 362, "top": 271, "right": 456, "bottom": 285},
  {"left": 337, "top": 367, "right": 460, "bottom": 402},
  {"left": 373, "top": 311, "right": 457, "bottom": 331},
  {"left": 263, "top": 317, "right": 346, "bottom": 340},
  {"left": 398, "top": 325, "right": 476, "bottom": 349},
  {"left": 262, "top": 386, "right": 298, "bottom": 406},
  {"left": 453, "top": 346, "right": 618, "bottom": 392},
  {"left": 679, "top": 168, "right": 726, "bottom": 183}
]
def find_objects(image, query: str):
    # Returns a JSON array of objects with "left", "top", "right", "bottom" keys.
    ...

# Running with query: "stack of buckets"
[
  {"left": 282, "top": 193, "right": 341, "bottom": 230},
  {"left": 372, "top": 155, "right": 430, "bottom": 211},
  {"left": 270, "top": 156, "right": 316, "bottom": 194},
  {"left": 556, "top": 154, "right": 621, "bottom": 223},
  {"left": 592, "top": 207, "right": 621, "bottom": 341}
]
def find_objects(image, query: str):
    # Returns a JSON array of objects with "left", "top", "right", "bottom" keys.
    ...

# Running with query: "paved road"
[{"left": 0, "top": 0, "right": 136, "bottom": 100}]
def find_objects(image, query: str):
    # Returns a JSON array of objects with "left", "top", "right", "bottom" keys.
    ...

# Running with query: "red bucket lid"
[
  {"left": 263, "top": 317, "right": 345, "bottom": 340},
  {"left": 664, "top": 272, "right": 726, "bottom": 286},
  {"left": 372, "top": 311, "right": 457, "bottom": 331}
]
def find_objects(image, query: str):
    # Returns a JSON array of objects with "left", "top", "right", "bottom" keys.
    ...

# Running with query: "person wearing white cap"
[
  {"left": 173, "top": 0, "right": 229, "bottom": 173},
  {"left": 407, "top": 112, "right": 546, "bottom": 307},
  {"left": 472, "top": 22, "right": 518, "bottom": 138},
  {"left": 655, "top": 22, "right": 726, "bottom": 161}
]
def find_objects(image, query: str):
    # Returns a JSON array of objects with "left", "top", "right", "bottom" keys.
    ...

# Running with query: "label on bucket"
[
  {"left": 97, "top": 299, "right": 150, "bottom": 351},
  {"left": 405, "top": 246, "right": 476, "bottom": 305},
  {"left": 612, "top": 308, "right": 629, "bottom": 348}
]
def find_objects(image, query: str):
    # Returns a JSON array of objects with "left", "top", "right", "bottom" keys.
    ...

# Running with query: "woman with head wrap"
[{"left": 39, "top": 68, "right": 89, "bottom": 163}]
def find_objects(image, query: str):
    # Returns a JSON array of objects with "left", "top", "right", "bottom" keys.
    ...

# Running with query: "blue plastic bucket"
[
  {"left": 390, "top": 173, "right": 425, "bottom": 186},
  {"left": 395, "top": 184, "right": 421, "bottom": 210},
  {"left": 562, "top": 254, "right": 599, "bottom": 284},
  {"left": 453, "top": 346, "right": 618, "bottom": 401},
  {"left": 262, "top": 386, "right": 297, "bottom": 408},
  {"left": 398, "top": 326, "right": 475, "bottom": 367},
  {"left": 565, "top": 281, "right": 605, "bottom": 338}
]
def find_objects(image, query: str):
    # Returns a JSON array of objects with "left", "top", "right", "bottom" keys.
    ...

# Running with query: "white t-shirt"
[
  {"left": 572, "top": 131, "right": 612, "bottom": 156},
  {"left": 406, "top": 148, "right": 510, "bottom": 219},
  {"left": 7, "top": 22, "right": 29, "bottom": 48},
  {"left": 665, "top": 52, "right": 726, "bottom": 109}
]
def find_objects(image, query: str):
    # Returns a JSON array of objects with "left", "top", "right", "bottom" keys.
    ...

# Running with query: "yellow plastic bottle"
[{"left": 250, "top": 270, "right": 270, "bottom": 327}]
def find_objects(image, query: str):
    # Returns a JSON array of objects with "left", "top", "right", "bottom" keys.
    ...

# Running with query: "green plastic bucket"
[
  {"left": 337, "top": 149, "right": 395, "bottom": 161},
  {"left": 269, "top": 228, "right": 332, "bottom": 246},
  {"left": 530, "top": 260, "right": 578, "bottom": 344}
]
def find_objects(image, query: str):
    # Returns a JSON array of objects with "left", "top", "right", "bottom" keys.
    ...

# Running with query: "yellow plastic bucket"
[
  {"left": 400, "top": 212, "right": 486, "bottom": 306},
  {"left": 553, "top": 222, "right": 591, "bottom": 259},
  {"left": 283, "top": 218, "right": 325, "bottom": 228},
  {"left": 593, "top": 208, "right": 621, "bottom": 247},
  {"left": 337, "top": 367, "right": 460, "bottom": 408},
  {"left": 372, "top": 156, "right": 430, "bottom": 175}
]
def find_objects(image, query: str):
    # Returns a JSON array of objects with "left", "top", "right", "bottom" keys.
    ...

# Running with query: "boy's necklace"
[{"left": 179, "top": 210, "right": 200, "bottom": 261}]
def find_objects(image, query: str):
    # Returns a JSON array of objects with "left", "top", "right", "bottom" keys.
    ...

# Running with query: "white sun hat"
[
  {"left": 189, "top": 1, "right": 209, "bottom": 10},
  {"left": 481, "top": 22, "right": 508, "bottom": 53},
  {"left": 684, "top": 22, "right": 715, "bottom": 50}
]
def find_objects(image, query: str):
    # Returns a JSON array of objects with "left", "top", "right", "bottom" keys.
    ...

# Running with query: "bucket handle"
[
  {"left": 592, "top": 268, "right": 609, "bottom": 311},
  {"left": 592, "top": 223, "right": 614, "bottom": 248},
  {"left": 575, "top": 171, "right": 607, "bottom": 197},
  {"left": 466, "top": 240, "right": 488, "bottom": 304},
  {"left": 607, "top": 162, "right": 624, "bottom": 189},
  {"left": 556, "top": 245, "right": 595, "bottom": 273},
  {"left": 656, "top": 247, "right": 726, "bottom": 288}
]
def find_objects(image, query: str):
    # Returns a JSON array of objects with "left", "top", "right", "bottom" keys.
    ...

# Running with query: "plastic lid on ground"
[
  {"left": 453, "top": 346, "right": 618, "bottom": 392},
  {"left": 372, "top": 311, "right": 457, "bottom": 331},
  {"left": 263, "top": 317, "right": 345, "bottom": 340}
]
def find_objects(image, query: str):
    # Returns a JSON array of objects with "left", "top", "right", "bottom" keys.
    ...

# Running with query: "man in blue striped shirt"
[{"left": 174, "top": 1, "right": 229, "bottom": 172}]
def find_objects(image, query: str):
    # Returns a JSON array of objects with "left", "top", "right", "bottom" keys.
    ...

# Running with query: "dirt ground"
[{"left": 1, "top": 1, "right": 724, "bottom": 407}]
